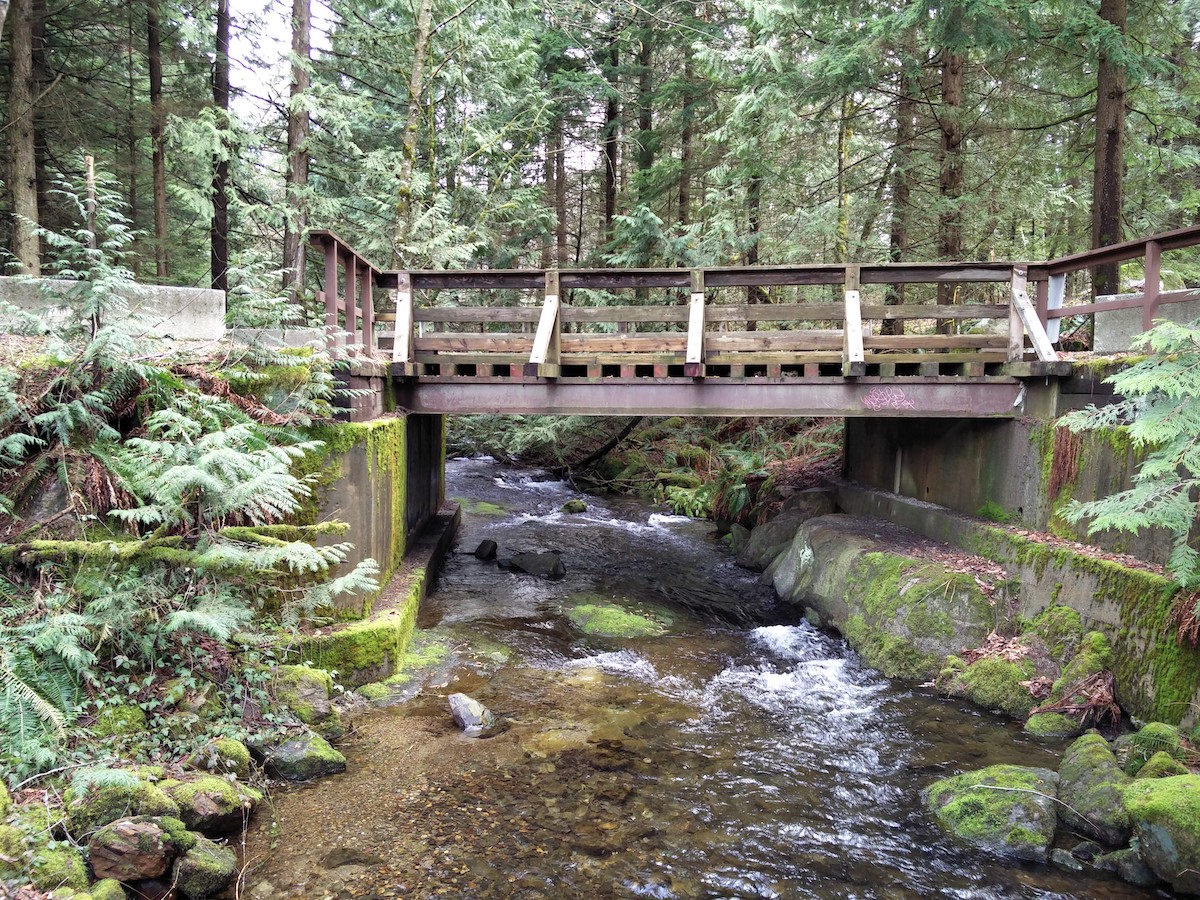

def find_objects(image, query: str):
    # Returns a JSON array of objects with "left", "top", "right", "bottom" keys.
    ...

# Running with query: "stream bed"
[{"left": 241, "top": 458, "right": 1169, "bottom": 899}]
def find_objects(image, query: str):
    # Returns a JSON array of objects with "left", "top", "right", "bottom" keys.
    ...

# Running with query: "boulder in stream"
[
  {"left": 923, "top": 764, "right": 1059, "bottom": 862},
  {"left": 448, "top": 693, "right": 496, "bottom": 735},
  {"left": 473, "top": 539, "right": 498, "bottom": 560},
  {"left": 508, "top": 551, "right": 566, "bottom": 580},
  {"left": 254, "top": 728, "right": 347, "bottom": 781},
  {"left": 1122, "top": 774, "right": 1200, "bottom": 893},
  {"left": 1055, "top": 732, "right": 1131, "bottom": 846}
]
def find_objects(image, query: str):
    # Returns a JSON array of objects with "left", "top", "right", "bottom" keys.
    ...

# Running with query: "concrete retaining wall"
[{"left": 0, "top": 276, "right": 225, "bottom": 340}]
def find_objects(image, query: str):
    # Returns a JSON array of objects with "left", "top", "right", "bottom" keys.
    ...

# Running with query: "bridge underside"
[{"left": 395, "top": 376, "right": 1026, "bottom": 418}]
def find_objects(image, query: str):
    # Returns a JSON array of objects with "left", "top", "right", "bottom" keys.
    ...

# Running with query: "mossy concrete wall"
[
  {"left": 295, "top": 414, "right": 445, "bottom": 617},
  {"left": 835, "top": 481, "right": 1199, "bottom": 726}
]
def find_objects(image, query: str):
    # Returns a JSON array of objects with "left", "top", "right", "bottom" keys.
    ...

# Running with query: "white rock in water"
[{"left": 448, "top": 692, "right": 495, "bottom": 735}]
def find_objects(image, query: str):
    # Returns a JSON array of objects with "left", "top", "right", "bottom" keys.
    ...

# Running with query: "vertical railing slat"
[
  {"left": 842, "top": 265, "right": 865, "bottom": 377},
  {"left": 684, "top": 269, "right": 706, "bottom": 378}
]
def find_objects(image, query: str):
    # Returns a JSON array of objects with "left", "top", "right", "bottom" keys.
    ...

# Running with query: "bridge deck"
[{"left": 307, "top": 225, "right": 1200, "bottom": 417}]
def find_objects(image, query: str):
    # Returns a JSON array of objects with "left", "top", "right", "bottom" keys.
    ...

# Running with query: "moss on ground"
[
  {"left": 92, "top": 703, "right": 148, "bottom": 738},
  {"left": 63, "top": 771, "right": 180, "bottom": 837},
  {"left": 957, "top": 656, "right": 1039, "bottom": 718},
  {"left": 1136, "top": 750, "right": 1190, "bottom": 779},
  {"left": 1122, "top": 722, "right": 1184, "bottom": 776},
  {"left": 567, "top": 603, "right": 667, "bottom": 638},
  {"left": 357, "top": 682, "right": 391, "bottom": 701},
  {"left": 1023, "top": 712, "right": 1085, "bottom": 740}
]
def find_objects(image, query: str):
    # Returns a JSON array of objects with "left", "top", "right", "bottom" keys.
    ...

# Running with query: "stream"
[{"left": 241, "top": 457, "right": 1169, "bottom": 899}]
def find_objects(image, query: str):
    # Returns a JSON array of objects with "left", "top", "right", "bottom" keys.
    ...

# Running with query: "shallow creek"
[{"left": 241, "top": 458, "right": 1169, "bottom": 899}]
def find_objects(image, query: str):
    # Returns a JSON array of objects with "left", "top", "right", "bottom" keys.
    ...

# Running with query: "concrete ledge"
[{"left": 833, "top": 478, "right": 1198, "bottom": 725}]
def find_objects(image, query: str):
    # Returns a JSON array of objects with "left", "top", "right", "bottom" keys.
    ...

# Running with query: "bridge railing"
[
  {"left": 309, "top": 229, "right": 384, "bottom": 353},
  {"left": 371, "top": 261, "right": 1054, "bottom": 378}
]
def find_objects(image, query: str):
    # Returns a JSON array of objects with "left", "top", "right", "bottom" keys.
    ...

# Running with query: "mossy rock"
[
  {"left": 30, "top": 846, "right": 89, "bottom": 892},
  {"left": 1030, "top": 605, "right": 1083, "bottom": 665},
  {"left": 1121, "top": 722, "right": 1184, "bottom": 776},
  {"left": 173, "top": 834, "right": 238, "bottom": 899},
  {"left": 0, "top": 780, "right": 9, "bottom": 818},
  {"left": 357, "top": 682, "right": 391, "bottom": 702},
  {"left": 272, "top": 664, "right": 335, "bottom": 725},
  {"left": 655, "top": 471, "right": 702, "bottom": 490},
  {"left": 566, "top": 603, "right": 666, "bottom": 639},
  {"left": 923, "top": 764, "right": 1059, "bottom": 862},
  {"left": 457, "top": 498, "right": 508, "bottom": 517},
  {"left": 1122, "top": 775, "right": 1200, "bottom": 892},
  {"left": 91, "top": 703, "right": 149, "bottom": 739},
  {"left": 161, "top": 775, "right": 253, "bottom": 836},
  {"left": 64, "top": 770, "right": 180, "bottom": 838},
  {"left": 951, "top": 657, "right": 1039, "bottom": 719},
  {"left": 254, "top": 729, "right": 346, "bottom": 782},
  {"left": 184, "top": 738, "right": 253, "bottom": 782},
  {"left": 560, "top": 499, "right": 588, "bottom": 513},
  {"left": 1050, "top": 631, "right": 1113, "bottom": 697},
  {"left": 845, "top": 614, "right": 940, "bottom": 681},
  {"left": 1056, "top": 732, "right": 1131, "bottom": 846},
  {"left": 1136, "top": 750, "right": 1190, "bottom": 780},
  {"left": 90, "top": 879, "right": 128, "bottom": 900},
  {"left": 1023, "top": 711, "right": 1087, "bottom": 741}
]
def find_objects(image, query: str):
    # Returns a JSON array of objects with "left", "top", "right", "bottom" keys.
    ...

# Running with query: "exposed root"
[
  {"left": 1169, "top": 589, "right": 1200, "bottom": 647},
  {"left": 1030, "top": 670, "right": 1121, "bottom": 730}
]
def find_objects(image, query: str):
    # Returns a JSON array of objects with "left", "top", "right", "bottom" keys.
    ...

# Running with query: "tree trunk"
[
  {"left": 126, "top": 0, "right": 139, "bottom": 246},
  {"left": 745, "top": 170, "right": 764, "bottom": 323},
  {"left": 635, "top": 24, "right": 654, "bottom": 201},
  {"left": 7, "top": 0, "right": 40, "bottom": 272},
  {"left": 885, "top": 71, "right": 916, "bottom": 336},
  {"left": 282, "top": 0, "right": 311, "bottom": 299},
  {"left": 937, "top": 49, "right": 965, "bottom": 312},
  {"left": 678, "top": 55, "right": 694, "bottom": 229},
  {"left": 602, "top": 39, "right": 619, "bottom": 242},
  {"left": 554, "top": 114, "right": 567, "bottom": 266},
  {"left": 210, "top": 0, "right": 230, "bottom": 292},
  {"left": 1092, "top": 0, "right": 1126, "bottom": 298},
  {"left": 0, "top": 2, "right": 9, "bottom": 37},
  {"left": 836, "top": 95, "right": 854, "bottom": 262},
  {"left": 395, "top": 0, "right": 433, "bottom": 262},
  {"left": 148, "top": 0, "right": 169, "bottom": 279}
]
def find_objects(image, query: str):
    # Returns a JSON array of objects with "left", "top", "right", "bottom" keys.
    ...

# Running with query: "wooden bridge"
[{"left": 310, "top": 226, "right": 1200, "bottom": 418}]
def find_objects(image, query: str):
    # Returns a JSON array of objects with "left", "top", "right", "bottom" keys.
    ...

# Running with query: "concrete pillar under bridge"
[{"left": 842, "top": 371, "right": 1170, "bottom": 566}]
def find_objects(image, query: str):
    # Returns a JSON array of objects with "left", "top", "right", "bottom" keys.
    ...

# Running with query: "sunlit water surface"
[{"left": 241, "top": 458, "right": 1169, "bottom": 899}]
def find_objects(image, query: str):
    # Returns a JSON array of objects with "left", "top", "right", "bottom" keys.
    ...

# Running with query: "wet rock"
[
  {"left": 1056, "top": 732, "right": 1131, "bottom": 846},
  {"left": 89, "top": 817, "right": 181, "bottom": 880},
  {"left": 561, "top": 499, "right": 587, "bottom": 514},
  {"left": 736, "top": 510, "right": 810, "bottom": 571},
  {"left": 729, "top": 524, "right": 751, "bottom": 556},
  {"left": 1094, "top": 845, "right": 1162, "bottom": 888},
  {"left": 567, "top": 602, "right": 666, "bottom": 638},
  {"left": 509, "top": 551, "right": 566, "bottom": 580},
  {"left": 1122, "top": 774, "right": 1200, "bottom": 892},
  {"left": 1070, "top": 840, "right": 1104, "bottom": 862},
  {"left": 923, "top": 764, "right": 1059, "bottom": 862},
  {"left": 448, "top": 693, "right": 496, "bottom": 735},
  {"left": 473, "top": 539, "right": 498, "bottom": 560},
  {"left": 321, "top": 847, "right": 387, "bottom": 868},
  {"left": 254, "top": 729, "right": 346, "bottom": 781},
  {"left": 161, "top": 774, "right": 257, "bottom": 836},
  {"left": 173, "top": 834, "right": 238, "bottom": 899},
  {"left": 1050, "top": 848, "right": 1083, "bottom": 871},
  {"left": 271, "top": 664, "right": 338, "bottom": 734}
]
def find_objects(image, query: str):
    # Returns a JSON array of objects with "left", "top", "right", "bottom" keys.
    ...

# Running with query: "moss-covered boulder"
[
  {"left": 92, "top": 703, "right": 148, "bottom": 738},
  {"left": 1052, "top": 631, "right": 1113, "bottom": 694},
  {"left": 28, "top": 845, "right": 89, "bottom": 893},
  {"left": 923, "top": 764, "right": 1059, "bottom": 862},
  {"left": 356, "top": 682, "right": 391, "bottom": 702},
  {"left": 88, "top": 816, "right": 183, "bottom": 881},
  {"left": 1056, "top": 732, "right": 1131, "bottom": 846},
  {"left": 566, "top": 602, "right": 666, "bottom": 638},
  {"left": 254, "top": 729, "right": 346, "bottom": 782},
  {"left": 1030, "top": 605, "right": 1083, "bottom": 665},
  {"left": 946, "top": 656, "right": 1040, "bottom": 719},
  {"left": 560, "top": 499, "right": 587, "bottom": 514},
  {"left": 1093, "top": 846, "right": 1162, "bottom": 887},
  {"left": 1123, "top": 775, "right": 1200, "bottom": 892},
  {"left": 90, "top": 878, "right": 128, "bottom": 900},
  {"left": 737, "top": 510, "right": 810, "bottom": 571},
  {"left": 173, "top": 834, "right": 238, "bottom": 899},
  {"left": 184, "top": 737, "right": 253, "bottom": 782},
  {"left": 272, "top": 664, "right": 336, "bottom": 725},
  {"left": 161, "top": 774, "right": 256, "bottom": 835},
  {"left": 1024, "top": 712, "right": 1086, "bottom": 741},
  {"left": 1119, "top": 722, "right": 1185, "bottom": 776},
  {"left": 63, "top": 770, "right": 180, "bottom": 838},
  {"left": 1136, "top": 750, "right": 1191, "bottom": 779}
]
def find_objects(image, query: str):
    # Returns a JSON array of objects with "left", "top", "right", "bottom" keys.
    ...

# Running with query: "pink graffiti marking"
[{"left": 862, "top": 387, "right": 917, "bottom": 411}]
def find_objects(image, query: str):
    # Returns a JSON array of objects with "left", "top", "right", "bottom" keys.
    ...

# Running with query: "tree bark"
[
  {"left": 0, "top": 2, "right": 9, "bottom": 37},
  {"left": 554, "top": 114, "right": 567, "bottom": 266},
  {"left": 937, "top": 48, "right": 965, "bottom": 312},
  {"left": 884, "top": 70, "right": 916, "bottom": 336},
  {"left": 395, "top": 0, "right": 433, "bottom": 263},
  {"left": 7, "top": 0, "right": 41, "bottom": 272},
  {"left": 745, "top": 169, "right": 764, "bottom": 321},
  {"left": 678, "top": 55, "right": 694, "bottom": 229},
  {"left": 635, "top": 23, "right": 654, "bottom": 201},
  {"left": 282, "top": 0, "right": 311, "bottom": 299},
  {"left": 148, "top": 0, "right": 169, "bottom": 279},
  {"left": 1092, "top": 0, "right": 1126, "bottom": 298},
  {"left": 836, "top": 95, "right": 854, "bottom": 262},
  {"left": 602, "top": 39, "right": 619, "bottom": 242},
  {"left": 210, "top": 0, "right": 230, "bottom": 292}
]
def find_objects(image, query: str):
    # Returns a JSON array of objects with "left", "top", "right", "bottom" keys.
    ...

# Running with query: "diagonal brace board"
[
  {"left": 685, "top": 269, "right": 706, "bottom": 378},
  {"left": 525, "top": 270, "right": 561, "bottom": 377},
  {"left": 1010, "top": 265, "right": 1055, "bottom": 362},
  {"left": 843, "top": 265, "right": 865, "bottom": 377}
]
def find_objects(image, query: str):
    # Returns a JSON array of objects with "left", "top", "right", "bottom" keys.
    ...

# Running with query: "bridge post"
[
  {"left": 842, "top": 265, "right": 865, "bottom": 377},
  {"left": 525, "top": 270, "right": 561, "bottom": 377},
  {"left": 685, "top": 269, "right": 706, "bottom": 378},
  {"left": 323, "top": 239, "right": 340, "bottom": 347},
  {"left": 359, "top": 258, "right": 373, "bottom": 352},
  {"left": 346, "top": 253, "right": 358, "bottom": 349},
  {"left": 393, "top": 272, "right": 416, "bottom": 375},
  {"left": 1009, "top": 265, "right": 1056, "bottom": 362},
  {"left": 1142, "top": 240, "right": 1162, "bottom": 331}
]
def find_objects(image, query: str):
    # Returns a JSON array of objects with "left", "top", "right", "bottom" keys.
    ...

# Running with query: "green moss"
[
  {"left": 1121, "top": 774, "right": 1200, "bottom": 890},
  {"left": 30, "top": 846, "right": 89, "bottom": 892},
  {"left": 1056, "top": 732, "right": 1131, "bottom": 844},
  {"left": 272, "top": 664, "right": 334, "bottom": 724},
  {"left": 655, "top": 471, "right": 703, "bottom": 489},
  {"left": 957, "top": 657, "right": 1038, "bottom": 718},
  {"left": 64, "top": 772, "right": 180, "bottom": 837},
  {"left": 1136, "top": 750, "right": 1191, "bottom": 779},
  {"left": 977, "top": 500, "right": 1017, "bottom": 524},
  {"left": 1124, "top": 722, "right": 1184, "bottom": 776},
  {"left": 207, "top": 738, "right": 251, "bottom": 781},
  {"left": 457, "top": 498, "right": 508, "bottom": 516},
  {"left": 1023, "top": 712, "right": 1084, "bottom": 740},
  {"left": 923, "top": 764, "right": 1058, "bottom": 862},
  {"left": 1030, "top": 605, "right": 1083, "bottom": 665},
  {"left": 89, "top": 879, "right": 126, "bottom": 900},
  {"left": 568, "top": 603, "right": 666, "bottom": 638},
  {"left": 163, "top": 776, "right": 242, "bottom": 832},
  {"left": 845, "top": 614, "right": 939, "bottom": 681},
  {"left": 0, "top": 780, "right": 10, "bottom": 818},
  {"left": 357, "top": 682, "right": 391, "bottom": 701},
  {"left": 92, "top": 703, "right": 148, "bottom": 738},
  {"left": 560, "top": 499, "right": 588, "bottom": 513},
  {"left": 174, "top": 834, "right": 238, "bottom": 899}
]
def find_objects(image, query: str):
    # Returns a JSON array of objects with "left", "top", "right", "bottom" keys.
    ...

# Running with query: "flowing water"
[{"left": 241, "top": 458, "right": 1169, "bottom": 899}]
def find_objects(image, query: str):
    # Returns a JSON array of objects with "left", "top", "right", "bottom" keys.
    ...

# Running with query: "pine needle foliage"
[{"left": 1060, "top": 319, "right": 1200, "bottom": 593}]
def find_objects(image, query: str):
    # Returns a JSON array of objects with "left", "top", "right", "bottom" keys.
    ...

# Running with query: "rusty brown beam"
[
  {"left": 1027, "top": 224, "right": 1200, "bottom": 279},
  {"left": 394, "top": 377, "right": 1023, "bottom": 418}
]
